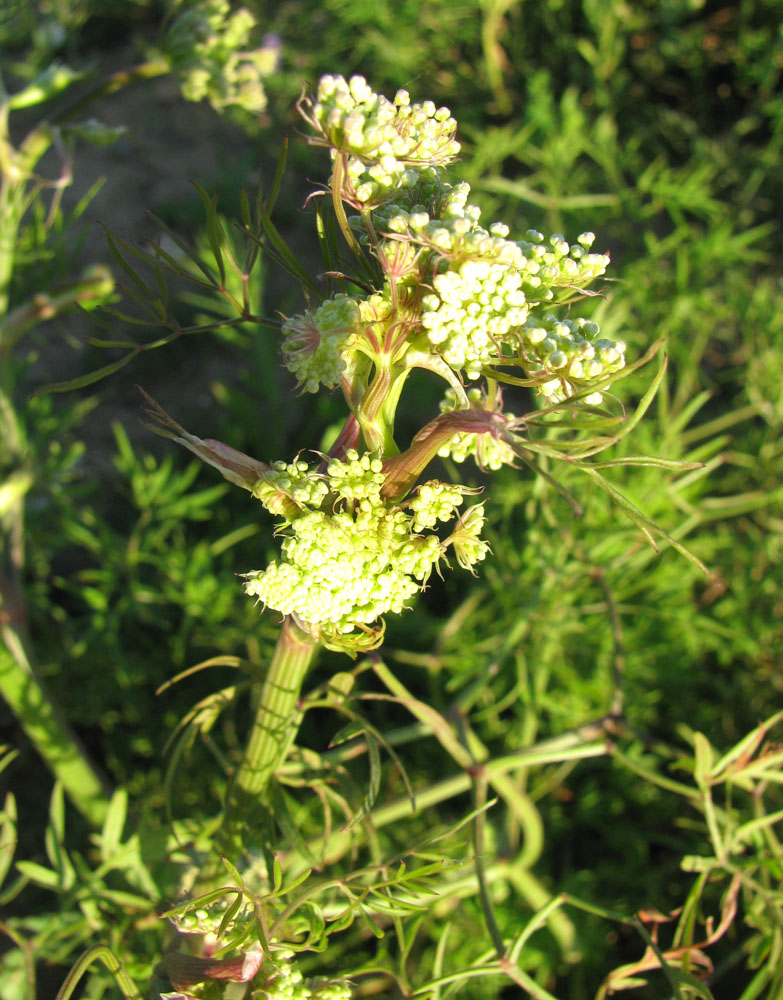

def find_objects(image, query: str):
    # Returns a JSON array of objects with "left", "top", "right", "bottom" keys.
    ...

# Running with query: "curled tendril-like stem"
[{"left": 55, "top": 946, "right": 142, "bottom": 1000}]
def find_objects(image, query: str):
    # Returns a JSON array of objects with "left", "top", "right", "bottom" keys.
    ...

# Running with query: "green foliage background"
[{"left": 1, "top": 1, "right": 781, "bottom": 998}]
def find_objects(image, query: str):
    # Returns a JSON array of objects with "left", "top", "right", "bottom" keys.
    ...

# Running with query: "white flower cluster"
[
  {"left": 309, "top": 75, "right": 459, "bottom": 205},
  {"left": 421, "top": 259, "right": 529, "bottom": 379},
  {"left": 244, "top": 451, "right": 487, "bottom": 638},
  {"left": 165, "top": 0, "right": 277, "bottom": 113},
  {"left": 374, "top": 183, "right": 612, "bottom": 382},
  {"left": 520, "top": 314, "right": 627, "bottom": 404},
  {"left": 281, "top": 294, "right": 360, "bottom": 393},
  {"left": 438, "top": 388, "right": 517, "bottom": 470}
]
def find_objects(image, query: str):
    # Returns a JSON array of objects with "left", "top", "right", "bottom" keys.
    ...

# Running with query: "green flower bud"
[
  {"left": 282, "top": 294, "right": 360, "bottom": 393},
  {"left": 518, "top": 313, "right": 626, "bottom": 403},
  {"left": 299, "top": 76, "right": 460, "bottom": 206}
]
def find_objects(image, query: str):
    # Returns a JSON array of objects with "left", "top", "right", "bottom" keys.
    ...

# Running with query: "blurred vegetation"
[{"left": 0, "top": 1, "right": 781, "bottom": 998}]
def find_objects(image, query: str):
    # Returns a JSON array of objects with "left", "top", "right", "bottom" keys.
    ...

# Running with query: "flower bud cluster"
[
  {"left": 170, "top": 897, "right": 234, "bottom": 936},
  {"left": 520, "top": 314, "right": 627, "bottom": 404},
  {"left": 438, "top": 389, "right": 517, "bottom": 470},
  {"left": 513, "top": 230, "right": 610, "bottom": 300},
  {"left": 256, "top": 950, "right": 352, "bottom": 1000},
  {"left": 408, "top": 480, "right": 468, "bottom": 530},
  {"left": 260, "top": 954, "right": 311, "bottom": 1000},
  {"left": 164, "top": 0, "right": 277, "bottom": 114},
  {"left": 371, "top": 181, "right": 612, "bottom": 383},
  {"left": 325, "top": 451, "right": 384, "bottom": 501},
  {"left": 297, "top": 78, "right": 626, "bottom": 400},
  {"left": 307, "top": 75, "right": 459, "bottom": 205},
  {"left": 357, "top": 290, "right": 394, "bottom": 334},
  {"left": 281, "top": 294, "right": 361, "bottom": 393},
  {"left": 168, "top": 904, "right": 352, "bottom": 997},
  {"left": 244, "top": 451, "right": 487, "bottom": 638},
  {"left": 311, "top": 984, "right": 352, "bottom": 1000},
  {"left": 377, "top": 187, "right": 608, "bottom": 304},
  {"left": 383, "top": 181, "right": 521, "bottom": 265},
  {"left": 421, "top": 259, "right": 529, "bottom": 379},
  {"left": 448, "top": 503, "right": 490, "bottom": 572},
  {"left": 253, "top": 459, "right": 329, "bottom": 511},
  {"left": 265, "top": 972, "right": 352, "bottom": 999}
]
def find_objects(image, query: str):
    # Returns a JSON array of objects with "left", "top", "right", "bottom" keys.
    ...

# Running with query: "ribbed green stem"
[
  {"left": 0, "top": 630, "right": 110, "bottom": 828},
  {"left": 1, "top": 357, "right": 110, "bottom": 829},
  {"left": 233, "top": 617, "right": 318, "bottom": 797}
]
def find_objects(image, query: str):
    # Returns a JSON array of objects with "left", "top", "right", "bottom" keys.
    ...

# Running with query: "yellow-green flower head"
[
  {"left": 243, "top": 451, "right": 488, "bottom": 642},
  {"left": 408, "top": 480, "right": 468, "bottom": 530},
  {"left": 326, "top": 450, "right": 385, "bottom": 502},
  {"left": 281, "top": 294, "right": 360, "bottom": 393},
  {"left": 447, "top": 503, "right": 490, "bottom": 572},
  {"left": 520, "top": 314, "right": 626, "bottom": 405},
  {"left": 165, "top": 0, "right": 276, "bottom": 114}
]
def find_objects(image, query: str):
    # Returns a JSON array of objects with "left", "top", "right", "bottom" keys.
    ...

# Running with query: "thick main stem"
[{"left": 232, "top": 617, "right": 318, "bottom": 797}]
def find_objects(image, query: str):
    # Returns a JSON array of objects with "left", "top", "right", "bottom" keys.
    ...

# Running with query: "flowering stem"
[
  {"left": 330, "top": 154, "right": 366, "bottom": 269},
  {"left": 231, "top": 617, "right": 318, "bottom": 798},
  {"left": 356, "top": 359, "right": 404, "bottom": 454}
]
